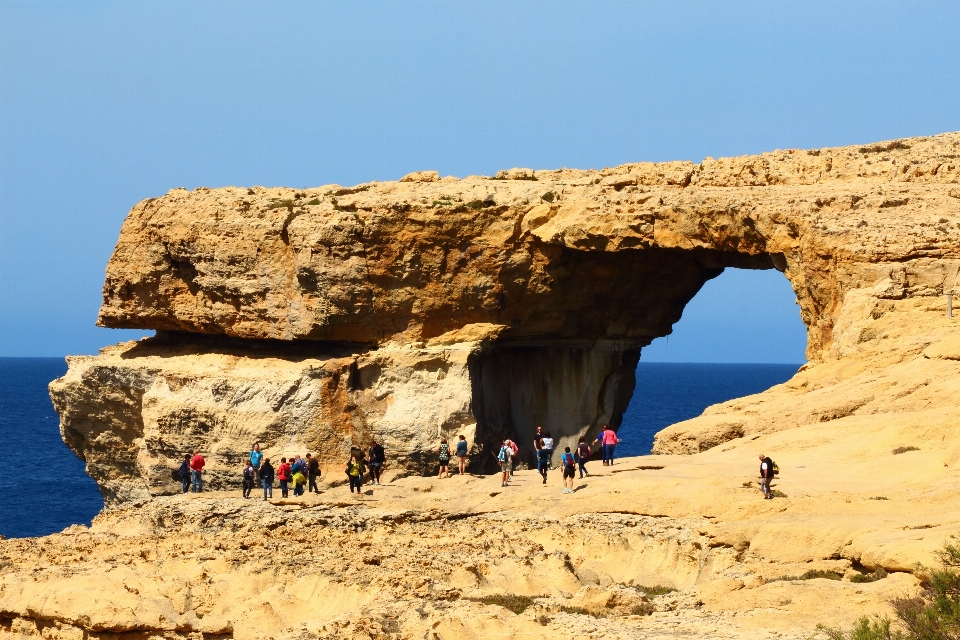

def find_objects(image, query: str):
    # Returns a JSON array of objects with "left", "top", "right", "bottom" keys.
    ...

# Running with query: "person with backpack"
[
  {"left": 575, "top": 437, "right": 591, "bottom": 478},
  {"left": 345, "top": 454, "right": 364, "bottom": 494},
  {"left": 455, "top": 435, "right": 468, "bottom": 475},
  {"left": 242, "top": 460, "right": 255, "bottom": 498},
  {"left": 260, "top": 458, "right": 274, "bottom": 500},
  {"left": 368, "top": 440, "right": 385, "bottom": 485},
  {"left": 506, "top": 438, "right": 519, "bottom": 478},
  {"left": 189, "top": 450, "right": 205, "bottom": 492},
  {"left": 759, "top": 453, "right": 776, "bottom": 499},
  {"left": 536, "top": 439, "right": 550, "bottom": 484},
  {"left": 437, "top": 438, "right": 451, "bottom": 478},
  {"left": 290, "top": 455, "right": 306, "bottom": 496},
  {"left": 497, "top": 440, "right": 514, "bottom": 487},
  {"left": 277, "top": 457, "right": 291, "bottom": 498},
  {"left": 178, "top": 455, "right": 191, "bottom": 494},
  {"left": 560, "top": 447, "right": 577, "bottom": 494},
  {"left": 306, "top": 453, "right": 321, "bottom": 493}
]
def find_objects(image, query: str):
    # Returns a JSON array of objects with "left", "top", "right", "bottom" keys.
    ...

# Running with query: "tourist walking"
[
  {"left": 561, "top": 447, "right": 577, "bottom": 494},
  {"left": 368, "top": 440, "right": 385, "bottom": 485},
  {"left": 178, "top": 455, "right": 191, "bottom": 494},
  {"left": 306, "top": 453, "right": 320, "bottom": 493},
  {"left": 277, "top": 457, "right": 291, "bottom": 498},
  {"left": 536, "top": 439, "right": 550, "bottom": 484},
  {"left": 532, "top": 426, "right": 544, "bottom": 468},
  {"left": 575, "top": 437, "right": 591, "bottom": 478},
  {"left": 497, "top": 440, "right": 514, "bottom": 487},
  {"left": 759, "top": 453, "right": 775, "bottom": 499},
  {"left": 345, "top": 454, "right": 364, "bottom": 494},
  {"left": 542, "top": 431, "right": 555, "bottom": 469},
  {"left": 437, "top": 438, "right": 451, "bottom": 478},
  {"left": 242, "top": 460, "right": 255, "bottom": 498},
  {"left": 260, "top": 458, "right": 274, "bottom": 500},
  {"left": 249, "top": 443, "right": 263, "bottom": 482},
  {"left": 455, "top": 435, "right": 468, "bottom": 475},
  {"left": 190, "top": 450, "right": 205, "bottom": 492},
  {"left": 593, "top": 426, "right": 621, "bottom": 466}
]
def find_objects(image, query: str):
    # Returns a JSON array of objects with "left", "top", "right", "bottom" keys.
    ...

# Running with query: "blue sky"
[{"left": 1, "top": 0, "right": 957, "bottom": 359}]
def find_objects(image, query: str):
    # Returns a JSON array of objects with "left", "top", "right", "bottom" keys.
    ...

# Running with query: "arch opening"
[{"left": 469, "top": 246, "right": 810, "bottom": 470}]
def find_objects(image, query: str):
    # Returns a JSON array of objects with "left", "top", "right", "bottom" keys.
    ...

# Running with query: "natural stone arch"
[{"left": 55, "top": 133, "right": 960, "bottom": 501}]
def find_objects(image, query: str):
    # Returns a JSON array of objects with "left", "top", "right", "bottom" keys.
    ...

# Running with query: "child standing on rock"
[
  {"left": 242, "top": 460, "right": 255, "bottom": 499},
  {"left": 346, "top": 454, "right": 364, "bottom": 494}
]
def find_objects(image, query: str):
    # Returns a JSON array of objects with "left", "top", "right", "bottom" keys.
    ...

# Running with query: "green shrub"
[
  {"left": 850, "top": 568, "right": 888, "bottom": 584},
  {"left": 771, "top": 569, "right": 843, "bottom": 582},
  {"left": 870, "top": 496, "right": 889, "bottom": 501},
  {"left": 893, "top": 446, "right": 920, "bottom": 455},
  {"left": 821, "top": 540, "right": 960, "bottom": 639},
  {"left": 541, "top": 191, "right": 556, "bottom": 203},
  {"left": 771, "top": 489, "right": 788, "bottom": 498},
  {"left": 467, "top": 594, "right": 538, "bottom": 614},
  {"left": 633, "top": 585, "right": 676, "bottom": 597}
]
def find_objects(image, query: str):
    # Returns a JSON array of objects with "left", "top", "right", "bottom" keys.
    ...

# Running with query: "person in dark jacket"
[
  {"left": 260, "top": 458, "right": 274, "bottom": 500},
  {"left": 178, "top": 455, "right": 191, "bottom": 494},
  {"left": 367, "top": 441, "right": 385, "bottom": 485},
  {"left": 759, "top": 453, "right": 775, "bottom": 499},
  {"left": 306, "top": 453, "right": 320, "bottom": 493},
  {"left": 242, "top": 460, "right": 255, "bottom": 498}
]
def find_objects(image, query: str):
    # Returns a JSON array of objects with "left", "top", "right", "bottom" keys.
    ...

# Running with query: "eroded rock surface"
[{"left": 13, "top": 133, "right": 960, "bottom": 639}]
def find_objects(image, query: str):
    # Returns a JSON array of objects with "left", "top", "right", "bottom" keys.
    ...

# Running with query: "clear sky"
[{"left": 1, "top": 1, "right": 957, "bottom": 359}]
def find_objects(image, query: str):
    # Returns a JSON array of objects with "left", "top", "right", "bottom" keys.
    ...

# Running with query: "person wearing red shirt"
[
  {"left": 189, "top": 451, "right": 205, "bottom": 492},
  {"left": 276, "top": 457, "right": 292, "bottom": 498}
]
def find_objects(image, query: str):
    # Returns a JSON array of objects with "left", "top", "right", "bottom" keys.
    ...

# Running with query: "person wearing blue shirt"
[{"left": 250, "top": 443, "right": 263, "bottom": 482}]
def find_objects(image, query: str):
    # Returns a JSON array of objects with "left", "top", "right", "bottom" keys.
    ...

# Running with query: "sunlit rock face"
[{"left": 54, "top": 132, "right": 960, "bottom": 500}]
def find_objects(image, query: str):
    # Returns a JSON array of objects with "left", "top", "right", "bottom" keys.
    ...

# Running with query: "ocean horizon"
[{"left": 0, "top": 357, "right": 799, "bottom": 538}]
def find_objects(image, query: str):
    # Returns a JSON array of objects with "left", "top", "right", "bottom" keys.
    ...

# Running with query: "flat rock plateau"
[{"left": 2, "top": 133, "right": 959, "bottom": 640}]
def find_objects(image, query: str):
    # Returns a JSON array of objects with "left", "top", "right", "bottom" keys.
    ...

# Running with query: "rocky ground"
[{"left": 3, "top": 414, "right": 954, "bottom": 640}]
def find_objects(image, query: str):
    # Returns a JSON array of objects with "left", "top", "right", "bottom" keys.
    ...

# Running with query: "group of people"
[
  {"left": 177, "top": 425, "right": 630, "bottom": 500},
  {"left": 496, "top": 424, "right": 622, "bottom": 493}
]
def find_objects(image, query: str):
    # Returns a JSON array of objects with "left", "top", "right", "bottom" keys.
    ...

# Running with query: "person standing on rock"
[
  {"left": 593, "top": 426, "right": 621, "bottom": 466},
  {"left": 249, "top": 443, "right": 263, "bottom": 483},
  {"left": 277, "top": 457, "right": 291, "bottom": 498},
  {"left": 455, "top": 435, "right": 468, "bottom": 475},
  {"left": 290, "top": 455, "right": 306, "bottom": 496},
  {"left": 498, "top": 440, "right": 514, "bottom": 487},
  {"left": 306, "top": 453, "right": 320, "bottom": 493},
  {"left": 346, "top": 454, "right": 364, "bottom": 494},
  {"left": 437, "top": 438, "right": 451, "bottom": 478},
  {"left": 242, "top": 460, "right": 255, "bottom": 499},
  {"left": 178, "top": 455, "right": 191, "bottom": 494},
  {"left": 536, "top": 439, "right": 550, "bottom": 484},
  {"left": 189, "top": 450, "right": 205, "bottom": 492},
  {"left": 561, "top": 447, "right": 577, "bottom": 494},
  {"left": 368, "top": 440, "right": 385, "bottom": 485},
  {"left": 542, "top": 431, "right": 555, "bottom": 469},
  {"left": 759, "top": 454, "right": 775, "bottom": 499},
  {"left": 575, "top": 437, "right": 591, "bottom": 478},
  {"left": 260, "top": 458, "right": 274, "bottom": 500}
]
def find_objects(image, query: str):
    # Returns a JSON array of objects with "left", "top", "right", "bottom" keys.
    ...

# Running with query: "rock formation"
[
  {"left": 55, "top": 132, "right": 960, "bottom": 500},
  {"left": 2, "top": 133, "right": 957, "bottom": 639}
]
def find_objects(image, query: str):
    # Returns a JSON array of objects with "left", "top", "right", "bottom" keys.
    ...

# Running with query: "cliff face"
[{"left": 53, "top": 132, "right": 960, "bottom": 500}]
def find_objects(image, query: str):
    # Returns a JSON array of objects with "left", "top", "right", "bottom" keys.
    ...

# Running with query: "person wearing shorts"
[
  {"left": 455, "top": 435, "right": 468, "bottom": 475},
  {"left": 498, "top": 440, "right": 513, "bottom": 487},
  {"left": 560, "top": 447, "right": 577, "bottom": 494}
]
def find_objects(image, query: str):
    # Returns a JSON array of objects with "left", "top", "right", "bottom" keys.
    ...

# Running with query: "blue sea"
[{"left": 0, "top": 358, "right": 798, "bottom": 538}]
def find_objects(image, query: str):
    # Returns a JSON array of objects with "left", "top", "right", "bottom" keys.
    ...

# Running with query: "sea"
[{"left": 0, "top": 358, "right": 799, "bottom": 539}]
